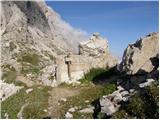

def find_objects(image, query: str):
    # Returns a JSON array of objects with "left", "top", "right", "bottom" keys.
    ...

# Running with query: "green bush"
[
  {"left": 143, "top": 83, "right": 159, "bottom": 118},
  {"left": 126, "top": 94, "right": 145, "bottom": 118},
  {"left": 125, "top": 82, "right": 159, "bottom": 119},
  {"left": 102, "top": 83, "right": 117, "bottom": 95}
]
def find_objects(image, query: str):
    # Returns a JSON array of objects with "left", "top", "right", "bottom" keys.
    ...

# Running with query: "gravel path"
[{"left": 48, "top": 87, "right": 80, "bottom": 118}]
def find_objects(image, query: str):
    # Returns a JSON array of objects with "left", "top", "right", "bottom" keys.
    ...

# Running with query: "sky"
[{"left": 46, "top": 1, "right": 159, "bottom": 58}]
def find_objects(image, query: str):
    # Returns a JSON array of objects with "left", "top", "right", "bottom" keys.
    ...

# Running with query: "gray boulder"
[{"left": 119, "top": 32, "right": 159, "bottom": 75}]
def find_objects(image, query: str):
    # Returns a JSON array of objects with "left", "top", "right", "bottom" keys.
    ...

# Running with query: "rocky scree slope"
[{"left": 1, "top": 1, "right": 87, "bottom": 85}]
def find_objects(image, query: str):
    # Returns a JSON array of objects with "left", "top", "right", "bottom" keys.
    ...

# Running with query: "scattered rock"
[
  {"left": 74, "top": 106, "right": 78, "bottom": 110},
  {"left": 4, "top": 113, "right": 9, "bottom": 119},
  {"left": 139, "top": 78, "right": 155, "bottom": 88},
  {"left": 60, "top": 98, "right": 67, "bottom": 102},
  {"left": 25, "top": 88, "right": 33, "bottom": 94},
  {"left": 100, "top": 97, "right": 118, "bottom": 115},
  {"left": 79, "top": 106, "right": 94, "bottom": 113},
  {"left": 0, "top": 80, "right": 23, "bottom": 101},
  {"left": 43, "top": 109, "right": 48, "bottom": 113},
  {"left": 85, "top": 100, "right": 90, "bottom": 103},
  {"left": 68, "top": 107, "right": 75, "bottom": 113},
  {"left": 17, "top": 103, "right": 28, "bottom": 119},
  {"left": 65, "top": 112, "right": 73, "bottom": 119},
  {"left": 129, "top": 89, "right": 135, "bottom": 93}
]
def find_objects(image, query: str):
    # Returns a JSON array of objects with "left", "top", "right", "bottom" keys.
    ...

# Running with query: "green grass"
[
  {"left": 1, "top": 89, "right": 28, "bottom": 119},
  {"left": 102, "top": 83, "right": 117, "bottom": 95},
  {"left": 80, "top": 67, "right": 117, "bottom": 84},
  {"left": 113, "top": 82, "right": 159, "bottom": 119},
  {"left": 1, "top": 86, "right": 51, "bottom": 119},
  {"left": 58, "top": 85, "right": 104, "bottom": 119},
  {"left": 2, "top": 65, "right": 17, "bottom": 84},
  {"left": 111, "top": 110, "right": 131, "bottom": 119},
  {"left": 57, "top": 82, "right": 118, "bottom": 119},
  {"left": 80, "top": 68, "right": 107, "bottom": 84},
  {"left": 17, "top": 53, "right": 40, "bottom": 66},
  {"left": 21, "top": 64, "right": 41, "bottom": 76}
]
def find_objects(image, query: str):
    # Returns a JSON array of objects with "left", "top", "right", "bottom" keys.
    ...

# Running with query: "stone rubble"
[
  {"left": 68, "top": 107, "right": 75, "bottom": 113},
  {"left": 79, "top": 106, "right": 94, "bottom": 113},
  {"left": 25, "top": 88, "right": 33, "bottom": 94},
  {"left": 65, "top": 112, "right": 73, "bottom": 119},
  {"left": 0, "top": 80, "right": 23, "bottom": 101}
]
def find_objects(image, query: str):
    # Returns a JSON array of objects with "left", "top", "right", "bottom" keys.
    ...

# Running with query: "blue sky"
[{"left": 46, "top": 1, "right": 159, "bottom": 58}]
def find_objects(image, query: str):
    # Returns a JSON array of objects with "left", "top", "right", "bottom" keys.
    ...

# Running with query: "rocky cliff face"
[
  {"left": 1, "top": 1, "right": 87, "bottom": 85},
  {"left": 119, "top": 32, "right": 159, "bottom": 75},
  {"left": 1, "top": 1, "right": 86, "bottom": 66}
]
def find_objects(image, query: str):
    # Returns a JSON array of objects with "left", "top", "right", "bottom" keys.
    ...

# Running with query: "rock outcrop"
[
  {"left": 1, "top": 1, "right": 87, "bottom": 86},
  {"left": 79, "top": 32, "right": 109, "bottom": 56},
  {"left": 56, "top": 33, "right": 118, "bottom": 84},
  {"left": 0, "top": 80, "right": 23, "bottom": 101},
  {"left": 119, "top": 32, "right": 159, "bottom": 75},
  {"left": 99, "top": 85, "right": 130, "bottom": 116}
]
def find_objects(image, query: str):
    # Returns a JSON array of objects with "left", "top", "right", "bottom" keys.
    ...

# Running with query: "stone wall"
[{"left": 56, "top": 53, "right": 117, "bottom": 84}]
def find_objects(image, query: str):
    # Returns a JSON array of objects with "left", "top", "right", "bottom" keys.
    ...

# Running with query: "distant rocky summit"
[{"left": 119, "top": 32, "right": 159, "bottom": 75}]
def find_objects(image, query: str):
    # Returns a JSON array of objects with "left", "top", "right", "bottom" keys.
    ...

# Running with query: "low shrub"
[
  {"left": 124, "top": 82, "right": 159, "bottom": 119},
  {"left": 80, "top": 68, "right": 107, "bottom": 84},
  {"left": 80, "top": 67, "right": 117, "bottom": 83},
  {"left": 102, "top": 83, "right": 117, "bottom": 95}
]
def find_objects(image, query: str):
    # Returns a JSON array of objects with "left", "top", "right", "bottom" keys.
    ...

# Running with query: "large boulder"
[
  {"left": 119, "top": 32, "right": 159, "bottom": 75},
  {"left": 79, "top": 32, "right": 109, "bottom": 56}
]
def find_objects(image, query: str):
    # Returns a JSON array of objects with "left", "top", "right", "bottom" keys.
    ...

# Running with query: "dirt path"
[{"left": 48, "top": 86, "right": 81, "bottom": 118}]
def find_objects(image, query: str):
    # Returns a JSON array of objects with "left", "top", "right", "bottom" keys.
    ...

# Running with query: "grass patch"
[
  {"left": 113, "top": 82, "right": 159, "bottom": 119},
  {"left": 1, "top": 86, "right": 51, "bottom": 119},
  {"left": 58, "top": 85, "right": 104, "bottom": 118},
  {"left": 80, "top": 67, "right": 117, "bottom": 84},
  {"left": 17, "top": 52, "right": 40, "bottom": 66},
  {"left": 2, "top": 65, "right": 17, "bottom": 84},
  {"left": 80, "top": 68, "right": 107, "bottom": 84},
  {"left": 21, "top": 64, "right": 41, "bottom": 76},
  {"left": 1, "top": 89, "right": 28, "bottom": 118},
  {"left": 102, "top": 83, "right": 117, "bottom": 95}
]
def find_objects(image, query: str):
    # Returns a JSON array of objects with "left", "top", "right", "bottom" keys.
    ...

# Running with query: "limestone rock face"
[
  {"left": 1, "top": 1, "right": 87, "bottom": 86},
  {"left": 119, "top": 32, "right": 159, "bottom": 75},
  {"left": 79, "top": 32, "right": 109, "bottom": 56},
  {"left": 1, "top": 1, "right": 86, "bottom": 65}
]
